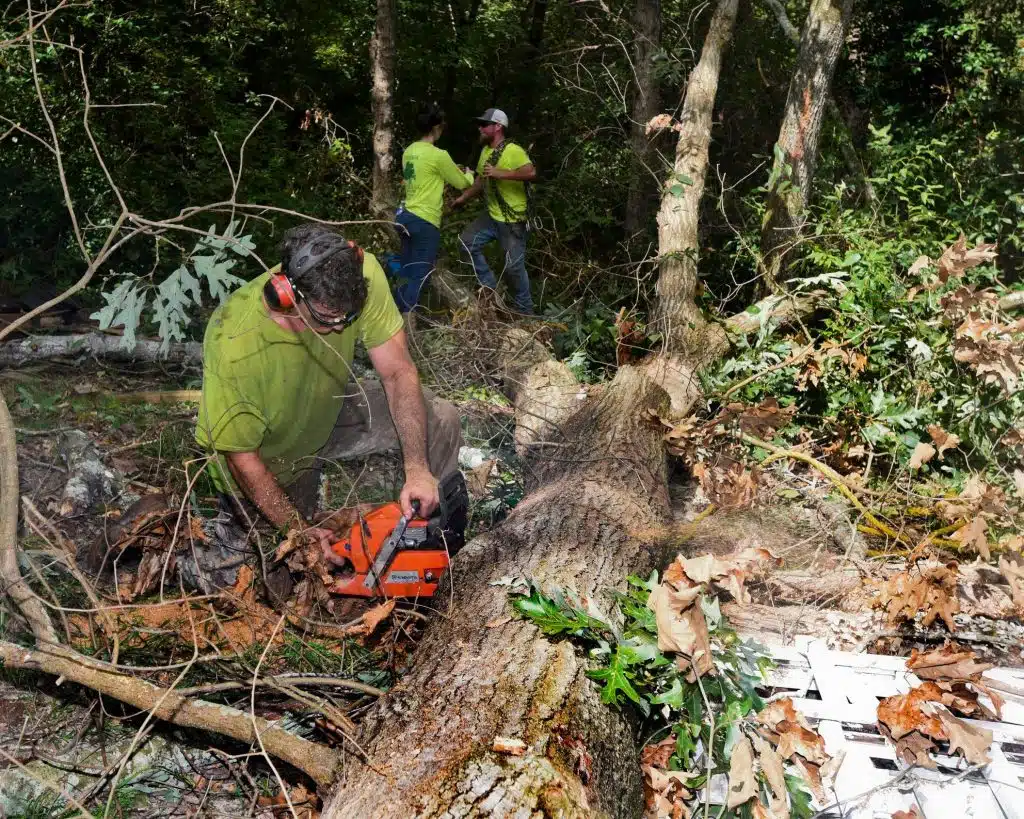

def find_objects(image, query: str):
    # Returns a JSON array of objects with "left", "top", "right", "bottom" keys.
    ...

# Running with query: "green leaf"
[
  {"left": 651, "top": 676, "right": 684, "bottom": 710},
  {"left": 587, "top": 646, "right": 647, "bottom": 714},
  {"left": 674, "top": 172, "right": 695, "bottom": 186},
  {"left": 668, "top": 183, "right": 685, "bottom": 197}
]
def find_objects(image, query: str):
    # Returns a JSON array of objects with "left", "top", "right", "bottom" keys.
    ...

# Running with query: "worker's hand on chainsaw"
[{"left": 400, "top": 467, "right": 439, "bottom": 519}]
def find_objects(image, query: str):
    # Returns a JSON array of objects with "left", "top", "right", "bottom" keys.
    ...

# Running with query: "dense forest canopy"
[{"left": 3, "top": 0, "right": 1021, "bottom": 301}]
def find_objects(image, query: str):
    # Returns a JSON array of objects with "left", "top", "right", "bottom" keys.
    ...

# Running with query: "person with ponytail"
[{"left": 394, "top": 102, "right": 474, "bottom": 312}]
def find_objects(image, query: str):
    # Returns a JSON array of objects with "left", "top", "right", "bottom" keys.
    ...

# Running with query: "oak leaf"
[
  {"left": 937, "top": 710, "right": 992, "bottom": 765},
  {"left": 951, "top": 517, "right": 990, "bottom": 561},
  {"left": 906, "top": 642, "right": 992, "bottom": 682},
  {"left": 998, "top": 553, "right": 1024, "bottom": 611},
  {"left": 642, "top": 765, "right": 694, "bottom": 819},
  {"left": 872, "top": 560, "right": 960, "bottom": 631},
  {"left": 877, "top": 684, "right": 947, "bottom": 741}
]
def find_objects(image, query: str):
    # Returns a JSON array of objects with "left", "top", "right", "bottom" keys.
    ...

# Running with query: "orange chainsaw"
[{"left": 327, "top": 471, "right": 467, "bottom": 599}]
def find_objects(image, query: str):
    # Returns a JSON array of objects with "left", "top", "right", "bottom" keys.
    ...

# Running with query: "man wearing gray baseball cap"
[{"left": 451, "top": 108, "right": 537, "bottom": 314}]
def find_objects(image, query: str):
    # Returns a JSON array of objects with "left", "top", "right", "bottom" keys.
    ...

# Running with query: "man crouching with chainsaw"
[{"left": 195, "top": 223, "right": 465, "bottom": 599}]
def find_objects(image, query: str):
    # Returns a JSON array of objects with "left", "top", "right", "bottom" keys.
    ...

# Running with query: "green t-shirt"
[
  {"left": 401, "top": 141, "right": 474, "bottom": 228},
  {"left": 477, "top": 142, "right": 532, "bottom": 223},
  {"left": 195, "top": 253, "right": 403, "bottom": 490}
]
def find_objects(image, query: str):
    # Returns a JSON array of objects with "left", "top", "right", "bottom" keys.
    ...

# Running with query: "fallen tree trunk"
[
  {"left": 0, "top": 332, "right": 202, "bottom": 367},
  {"left": 326, "top": 365, "right": 673, "bottom": 817}
]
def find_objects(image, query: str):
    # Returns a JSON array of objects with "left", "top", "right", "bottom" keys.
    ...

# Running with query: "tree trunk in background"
[
  {"left": 370, "top": 0, "right": 397, "bottom": 216},
  {"left": 651, "top": 0, "right": 740, "bottom": 361},
  {"left": 624, "top": 0, "right": 662, "bottom": 239},
  {"left": 442, "top": 0, "right": 483, "bottom": 118},
  {"left": 322, "top": 4, "right": 746, "bottom": 816},
  {"left": 527, "top": 0, "right": 549, "bottom": 48},
  {"left": 761, "top": 0, "right": 854, "bottom": 291},
  {"left": 514, "top": 0, "right": 551, "bottom": 130},
  {"left": 763, "top": 0, "right": 874, "bottom": 209}
]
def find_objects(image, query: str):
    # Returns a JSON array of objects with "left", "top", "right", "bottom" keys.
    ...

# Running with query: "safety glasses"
[{"left": 296, "top": 288, "right": 360, "bottom": 329}]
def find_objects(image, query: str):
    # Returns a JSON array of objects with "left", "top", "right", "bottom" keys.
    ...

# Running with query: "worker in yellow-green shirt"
[
  {"left": 394, "top": 102, "right": 474, "bottom": 312},
  {"left": 451, "top": 108, "right": 537, "bottom": 315},
  {"left": 195, "top": 224, "right": 464, "bottom": 599}
]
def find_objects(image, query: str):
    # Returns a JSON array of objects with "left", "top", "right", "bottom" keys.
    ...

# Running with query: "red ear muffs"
[
  {"left": 267, "top": 233, "right": 364, "bottom": 312},
  {"left": 264, "top": 273, "right": 297, "bottom": 310}
]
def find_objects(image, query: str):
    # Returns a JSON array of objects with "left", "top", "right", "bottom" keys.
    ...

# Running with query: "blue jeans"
[
  {"left": 459, "top": 214, "right": 533, "bottom": 314},
  {"left": 394, "top": 208, "right": 441, "bottom": 313}
]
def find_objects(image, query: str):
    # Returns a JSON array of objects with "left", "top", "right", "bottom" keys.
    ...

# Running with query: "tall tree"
[
  {"left": 625, "top": 0, "right": 662, "bottom": 238},
  {"left": 760, "top": 0, "right": 854, "bottom": 290},
  {"left": 652, "top": 0, "right": 741, "bottom": 361},
  {"left": 370, "top": 0, "right": 398, "bottom": 216}
]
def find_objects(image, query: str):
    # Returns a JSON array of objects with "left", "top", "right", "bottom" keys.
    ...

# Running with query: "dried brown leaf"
[
  {"left": 937, "top": 709, "right": 992, "bottom": 765},
  {"left": 877, "top": 684, "right": 948, "bottom": 741},
  {"left": 951, "top": 517, "right": 991, "bottom": 561},
  {"left": 643, "top": 765, "right": 694, "bottom": 819},
  {"left": 998, "top": 553, "right": 1024, "bottom": 611},
  {"left": 646, "top": 581, "right": 714, "bottom": 678},
  {"left": 908, "top": 255, "right": 932, "bottom": 278},
  {"left": 936, "top": 235, "right": 998, "bottom": 286},
  {"left": 467, "top": 459, "right": 496, "bottom": 497},
  {"left": 892, "top": 807, "right": 923, "bottom": 819},
  {"left": 359, "top": 600, "right": 395, "bottom": 635},
  {"left": 872, "top": 560, "right": 960, "bottom": 632},
  {"left": 906, "top": 642, "right": 992, "bottom": 681},
  {"left": 753, "top": 735, "right": 787, "bottom": 804},
  {"left": 909, "top": 442, "right": 936, "bottom": 470},
  {"left": 926, "top": 425, "right": 961, "bottom": 459},
  {"left": 726, "top": 736, "right": 757, "bottom": 809},
  {"left": 646, "top": 113, "right": 674, "bottom": 136}
]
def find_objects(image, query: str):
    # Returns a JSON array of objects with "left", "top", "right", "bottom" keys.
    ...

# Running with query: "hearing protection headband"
[{"left": 264, "top": 233, "right": 365, "bottom": 327}]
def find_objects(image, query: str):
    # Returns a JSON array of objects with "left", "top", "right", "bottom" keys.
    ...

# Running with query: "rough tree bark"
[
  {"left": 763, "top": 0, "right": 875, "bottom": 207},
  {"left": 322, "top": 3, "right": 745, "bottom": 817},
  {"left": 625, "top": 0, "right": 662, "bottom": 238},
  {"left": 370, "top": 0, "right": 398, "bottom": 216},
  {"left": 651, "top": 0, "right": 740, "bottom": 362},
  {"left": 761, "top": 0, "right": 854, "bottom": 290}
]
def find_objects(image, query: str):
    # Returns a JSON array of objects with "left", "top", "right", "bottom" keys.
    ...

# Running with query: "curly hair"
[{"left": 279, "top": 224, "right": 368, "bottom": 315}]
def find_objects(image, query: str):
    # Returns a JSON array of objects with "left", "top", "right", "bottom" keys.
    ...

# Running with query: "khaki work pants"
[{"left": 283, "top": 378, "right": 463, "bottom": 518}]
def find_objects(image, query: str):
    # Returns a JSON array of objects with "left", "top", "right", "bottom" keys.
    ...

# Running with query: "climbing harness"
[{"left": 485, "top": 140, "right": 541, "bottom": 231}]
